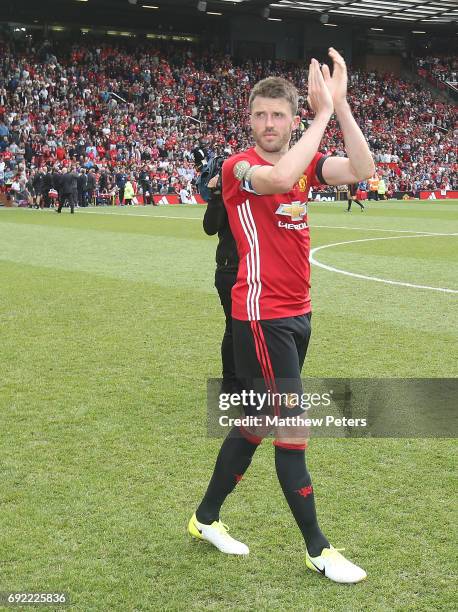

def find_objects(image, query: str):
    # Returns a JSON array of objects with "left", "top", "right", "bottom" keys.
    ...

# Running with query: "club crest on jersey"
[
  {"left": 297, "top": 175, "right": 308, "bottom": 192},
  {"left": 276, "top": 201, "right": 307, "bottom": 221}
]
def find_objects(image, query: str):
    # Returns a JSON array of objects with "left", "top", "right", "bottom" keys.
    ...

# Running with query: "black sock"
[
  {"left": 275, "top": 445, "right": 329, "bottom": 557},
  {"left": 196, "top": 427, "right": 260, "bottom": 524},
  {"left": 356, "top": 199, "right": 364, "bottom": 209},
  {"left": 347, "top": 200, "right": 351, "bottom": 211}
]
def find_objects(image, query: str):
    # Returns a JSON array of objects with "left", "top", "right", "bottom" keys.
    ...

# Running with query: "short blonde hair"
[{"left": 249, "top": 77, "right": 299, "bottom": 116}]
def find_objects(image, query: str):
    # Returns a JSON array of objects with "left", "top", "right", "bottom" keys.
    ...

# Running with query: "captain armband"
[
  {"left": 233, "top": 160, "right": 262, "bottom": 195},
  {"left": 315, "top": 155, "right": 329, "bottom": 186}
]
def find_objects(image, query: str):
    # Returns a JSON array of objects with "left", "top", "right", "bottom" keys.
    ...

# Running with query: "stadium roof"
[
  {"left": 264, "top": 1, "right": 458, "bottom": 24},
  {"left": 2, "top": 0, "right": 457, "bottom": 32},
  {"left": 144, "top": 0, "right": 458, "bottom": 26}
]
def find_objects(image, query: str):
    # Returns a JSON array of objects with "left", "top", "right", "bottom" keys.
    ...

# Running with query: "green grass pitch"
[{"left": 0, "top": 200, "right": 457, "bottom": 611}]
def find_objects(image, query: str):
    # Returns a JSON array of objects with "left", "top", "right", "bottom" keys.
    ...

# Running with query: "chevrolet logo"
[{"left": 275, "top": 201, "right": 307, "bottom": 221}]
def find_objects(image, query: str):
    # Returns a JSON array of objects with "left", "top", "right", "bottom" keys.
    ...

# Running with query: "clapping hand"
[
  {"left": 307, "top": 57, "right": 334, "bottom": 117},
  {"left": 320, "top": 47, "right": 348, "bottom": 106}
]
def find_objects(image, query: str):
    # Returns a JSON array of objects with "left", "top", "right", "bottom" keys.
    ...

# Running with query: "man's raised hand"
[
  {"left": 307, "top": 58, "right": 334, "bottom": 117},
  {"left": 321, "top": 47, "right": 348, "bottom": 106}
]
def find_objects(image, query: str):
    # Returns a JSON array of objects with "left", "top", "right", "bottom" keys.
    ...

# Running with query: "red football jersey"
[{"left": 222, "top": 147, "right": 324, "bottom": 321}]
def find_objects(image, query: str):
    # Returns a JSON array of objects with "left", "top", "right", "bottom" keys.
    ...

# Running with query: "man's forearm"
[
  {"left": 335, "top": 101, "right": 375, "bottom": 179},
  {"left": 253, "top": 111, "right": 332, "bottom": 195},
  {"left": 272, "top": 112, "right": 332, "bottom": 190}
]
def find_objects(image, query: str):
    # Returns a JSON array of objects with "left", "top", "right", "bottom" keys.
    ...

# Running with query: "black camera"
[{"left": 197, "top": 155, "right": 225, "bottom": 201}]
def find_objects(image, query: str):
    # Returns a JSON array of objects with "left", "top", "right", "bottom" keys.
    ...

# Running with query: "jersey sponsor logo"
[
  {"left": 275, "top": 201, "right": 307, "bottom": 222},
  {"left": 278, "top": 221, "right": 307, "bottom": 230}
]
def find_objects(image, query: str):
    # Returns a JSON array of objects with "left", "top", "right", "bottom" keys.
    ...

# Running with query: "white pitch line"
[
  {"left": 312, "top": 224, "right": 453, "bottom": 236},
  {"left": 73, "top": 210, "right": 456, "bottom": 234},
  {"left": 52, "top": 209, "right": 202, "bottom": 220},
  {"left": 42, "top": 210, "right": 457, "bottom": 235},
  {"left": 4, "top": 208, "right": 457, "bottom": 236},
  {"left": 310, "top": 234, "right": 458, "bottom": 294}
]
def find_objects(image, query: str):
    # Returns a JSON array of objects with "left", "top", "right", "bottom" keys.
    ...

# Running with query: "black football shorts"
[{"left": 232, "top": 313, "right": 312, "bottom": 441}]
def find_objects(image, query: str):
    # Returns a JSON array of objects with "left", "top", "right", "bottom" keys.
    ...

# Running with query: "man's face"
[{"left": 250, "top": 96, "right": 299, "bottom": 154}]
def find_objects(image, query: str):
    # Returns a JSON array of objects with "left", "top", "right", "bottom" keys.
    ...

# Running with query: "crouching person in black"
[{"left": 201, "top": 159, "right": 239, "bottom": 394}]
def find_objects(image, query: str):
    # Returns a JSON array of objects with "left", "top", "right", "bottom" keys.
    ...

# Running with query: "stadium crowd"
[
  {"left": 416, "top": 55, "right": 458, "bottom": 84},
  {"left": 0, "top": 35, "right": 456, "bottom": 207}
]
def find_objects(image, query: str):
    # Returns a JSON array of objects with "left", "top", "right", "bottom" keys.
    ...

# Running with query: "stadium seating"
[
  {"left": 416, "top": 55, "right": 457, "bottom": 85},
  {"left": 0, "top": 36, "right": 456, "bottom": 202}
]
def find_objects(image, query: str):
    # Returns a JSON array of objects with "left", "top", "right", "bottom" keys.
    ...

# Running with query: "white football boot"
[
  {"left": 188, "top": 513, "right": 249, "bottom": 555},
  {"left": 306, "top": 545, "right": 367, "bottom": 583}
]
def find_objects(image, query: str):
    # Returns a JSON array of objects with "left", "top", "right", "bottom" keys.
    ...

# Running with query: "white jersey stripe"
[
  {"left": 244, "top": 201, "right": 262, "bottom": 321},
  {"left": 237, "top": 201, "right": 255, "bottom": 320},
  {"left": 240, "top": 202, "right": 258, "bottom": 320},
  {"left": 237, "top": 200, "right": 262, "bottom": 321}
]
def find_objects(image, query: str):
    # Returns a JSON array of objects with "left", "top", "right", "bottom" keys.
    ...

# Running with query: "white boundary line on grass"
[
  {"left": 11, "top": 208, "right": 455, "bottom": 235},
  {"left": 3, "top": 208, "right": 457, "bottom": 292},
  {"left": 61, "top": 210, "right": 458, "bottom": 234},
  {"left": 0, "top": 208, "right": 201, "bottom": 221},
  {"left": 310, "top": 234, "right": 458, "bottom": 294},
  {"left": 68, "top": 211, "right": 458, "bottom": 235},
  {"left": 312, "top": 224, "right": 452, "bottom": 236},
  {"left": 67, "top": 209, "right": 202, "bottom": 220}
]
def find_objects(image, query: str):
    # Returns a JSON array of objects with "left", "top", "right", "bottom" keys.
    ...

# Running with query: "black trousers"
[
  {"left": 43, "top": 192, "right": 51, "bottom": 208},
  {"left": 215, "top": 268, "right": 237, "bottom": 388},
  {"left": 58, "top": 192, "right": 77, "bottom": 213},
  {"left": 348, "top": 198, "right": 364, "bottom": 211},
  {"left": 86, "top": 190, "right": 94, "bottom": 206},
  {"left": 141, "top": 181, "right": 151, "bottom": 204}
]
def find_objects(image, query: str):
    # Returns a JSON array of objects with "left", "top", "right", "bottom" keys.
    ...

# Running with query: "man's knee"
[
  {"left": 274, "top": 437, "right": 308, "bottom": 450},
  {"left": 274, "top": 424, "right": 309, "bottom": 446}
]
